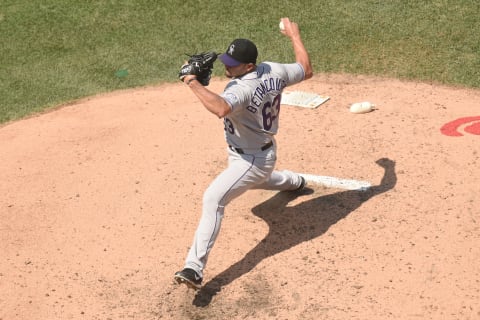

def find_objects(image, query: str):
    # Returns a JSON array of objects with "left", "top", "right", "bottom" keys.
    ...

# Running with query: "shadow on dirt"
[{"left": 192, "top": 158, "right": 396, "bottom": 307}]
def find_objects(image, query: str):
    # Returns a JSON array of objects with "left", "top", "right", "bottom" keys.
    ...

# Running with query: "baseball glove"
[{"left": 178, "top": 51, "right": 217, "bottom": 86}]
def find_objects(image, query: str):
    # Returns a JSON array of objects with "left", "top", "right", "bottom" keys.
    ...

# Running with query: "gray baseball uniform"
[{"left": 184, "top": 62, "right": 306, "bottom": 277}]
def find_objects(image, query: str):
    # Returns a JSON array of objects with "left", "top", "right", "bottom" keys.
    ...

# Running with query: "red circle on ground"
[{"left": 441, "top": 116, "right": 480, "bottom": 136}]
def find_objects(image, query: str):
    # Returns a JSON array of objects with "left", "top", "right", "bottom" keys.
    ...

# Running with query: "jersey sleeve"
[
  {"left": 220, "top": 81, "right": 251, "bottom": 114},
  {"left": 280, "top": 62, "right": 305, "bottom": 86}
]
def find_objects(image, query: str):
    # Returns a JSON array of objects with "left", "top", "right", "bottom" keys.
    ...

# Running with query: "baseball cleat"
[
  {"left": 174, "top": 268, "right": 202, "bottom": 290},
  {"left": 293, "top": 176, "right": 307, "bottom": 192}
]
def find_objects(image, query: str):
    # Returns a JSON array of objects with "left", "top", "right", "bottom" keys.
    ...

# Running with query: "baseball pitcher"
[{"left": 175, "top": 17, "right": 313, "bottom": 290}]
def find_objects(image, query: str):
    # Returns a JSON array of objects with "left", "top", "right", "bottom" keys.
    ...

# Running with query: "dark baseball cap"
[{"left": 219, "top": 39, "right": 258, "bottom": 67}]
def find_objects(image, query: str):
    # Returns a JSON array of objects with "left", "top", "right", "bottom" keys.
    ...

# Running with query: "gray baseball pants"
[{"left": 184, "top": 144, "right": 303, "bottom": 278}]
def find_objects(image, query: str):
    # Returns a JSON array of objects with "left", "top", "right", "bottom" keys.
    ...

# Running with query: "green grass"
[{"left": 1, "top": 0, "right": 479, "bottom": 124}]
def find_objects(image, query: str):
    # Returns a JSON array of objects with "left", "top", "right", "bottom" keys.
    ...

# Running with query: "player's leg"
[
  {"left": 180, "top": 150, "right": 274, "bottom": 281},
  {"left": 253, "top": 169, "right": 305, "bottom": 191}
]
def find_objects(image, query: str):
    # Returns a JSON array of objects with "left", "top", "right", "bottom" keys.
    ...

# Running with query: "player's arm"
[
  {"left": 183, "top": 76, "right": 231, "bottom": 118},
  {"left": 280, "top": 17, "right": 313, "bottom": 80}
]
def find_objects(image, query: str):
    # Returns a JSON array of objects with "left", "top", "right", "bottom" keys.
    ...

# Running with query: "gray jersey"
[{"left": 221, "top": 62, "right": 305, "bottom": 150}]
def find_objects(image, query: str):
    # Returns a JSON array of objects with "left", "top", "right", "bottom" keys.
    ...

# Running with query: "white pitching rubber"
[{"left": 300, "top": 174, "right": 371, "bottom": 191}]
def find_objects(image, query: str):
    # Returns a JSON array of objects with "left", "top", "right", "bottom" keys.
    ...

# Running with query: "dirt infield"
[{"left": 1, "top": 74, "right": 479, "bottom": 320}]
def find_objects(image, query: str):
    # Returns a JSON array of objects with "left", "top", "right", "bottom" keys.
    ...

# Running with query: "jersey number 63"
[
  {"left": 262, "top": 94, "right": 281, "bottom": 131},
  {"left": 224, "top": 94, "right": 282, "bottom": 134}
]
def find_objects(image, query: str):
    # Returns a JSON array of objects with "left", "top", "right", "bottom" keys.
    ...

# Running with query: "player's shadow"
[{"left": 192, "top": 158, "right": 396, "bottom": 307}]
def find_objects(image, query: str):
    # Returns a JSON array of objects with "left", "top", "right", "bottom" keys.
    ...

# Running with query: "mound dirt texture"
[{"left": 1, "top": 74, "right": 479, "bottom": 320}]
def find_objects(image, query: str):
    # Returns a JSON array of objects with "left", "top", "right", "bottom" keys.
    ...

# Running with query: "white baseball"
[{"left": 279, "top": 21, "right": 285, "bottom": 31}]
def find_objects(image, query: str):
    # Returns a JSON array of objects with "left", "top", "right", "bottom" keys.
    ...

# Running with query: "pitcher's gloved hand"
[{"left": 178, "top": 51, "right": 217, "bottom": 86}]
